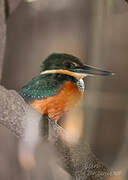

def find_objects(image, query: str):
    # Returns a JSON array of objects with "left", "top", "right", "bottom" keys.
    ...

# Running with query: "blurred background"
[{"left": 0, "top": 0, "right": 128, "bottom": 179}]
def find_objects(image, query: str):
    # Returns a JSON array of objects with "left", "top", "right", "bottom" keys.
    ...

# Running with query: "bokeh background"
[{"left": 0, "top": 0, "right": 128, "bottom": 179}]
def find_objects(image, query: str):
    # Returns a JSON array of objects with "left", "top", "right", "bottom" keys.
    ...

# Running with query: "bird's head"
[{"left": 40, "top": 53, "right": 113, "bottom": 79}]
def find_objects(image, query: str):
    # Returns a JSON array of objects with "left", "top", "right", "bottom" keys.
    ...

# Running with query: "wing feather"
[{"left": 19, "top": 74, "right": 62, "bottom": 103}]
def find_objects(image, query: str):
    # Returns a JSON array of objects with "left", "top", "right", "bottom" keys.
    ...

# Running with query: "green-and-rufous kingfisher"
[{"left": 19, "top": 53, "right": 113, "bottom": 129}]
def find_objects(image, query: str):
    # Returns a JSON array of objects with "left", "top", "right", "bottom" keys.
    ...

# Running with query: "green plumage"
[
  {"left": 40, "top": 53, "right": 83, "bottom": 72},
  {"left": 19, "top": 73, "right": 78, "bottom": 103},
  {"left": 40, "top": 53, "right": 112, "bottom": 76},
  {"left": 20, "top": 53, "right": 84, "bottom": 103},
  {"left": 19, "top": 53, "right": 111, "bottom": 103}
]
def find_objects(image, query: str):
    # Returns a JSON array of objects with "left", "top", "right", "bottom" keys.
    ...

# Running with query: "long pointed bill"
[{"left": 73, "top": 64, "right": 114, "bottom": 77}]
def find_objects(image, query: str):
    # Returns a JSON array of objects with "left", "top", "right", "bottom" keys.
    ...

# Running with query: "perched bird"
[
  {"left": 19, "top": 53, "right": 114, "bottom": 179},
  {"left": 19, "top": 53, "right": 112, "bottom": 127}
]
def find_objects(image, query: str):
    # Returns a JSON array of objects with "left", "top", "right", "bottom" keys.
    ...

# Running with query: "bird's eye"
[{"left": 64, "top": 62, "right": 73, "bottom": 68}]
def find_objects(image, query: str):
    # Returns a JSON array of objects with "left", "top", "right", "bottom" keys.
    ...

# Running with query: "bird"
[
  {"left": 19, "top": 53, "right": 114, "bottom": 179},
  {"left": 19, "top": 53, "right": 112, "bottom": 128}
]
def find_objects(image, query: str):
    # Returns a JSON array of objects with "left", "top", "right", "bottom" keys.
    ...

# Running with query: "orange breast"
[{"left": 30, "top": 81, "right": 83, "bottom": 122}]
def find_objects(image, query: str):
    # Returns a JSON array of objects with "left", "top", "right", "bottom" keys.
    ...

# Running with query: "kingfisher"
[
  {"left": 19, "top": 53, "right": 115, "bottom": 179},
  {"left": 19, "top": 53, "right": 113, "bottom": 129}
]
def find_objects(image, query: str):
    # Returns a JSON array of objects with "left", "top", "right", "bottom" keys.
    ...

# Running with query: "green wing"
[{"left": 19, "top": 74, "right": 63, "bottom": 103}]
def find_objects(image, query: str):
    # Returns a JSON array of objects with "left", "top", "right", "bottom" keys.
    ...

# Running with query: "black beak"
[{"left": 73, "top": 64, "right": 114, "bottom": 76}]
